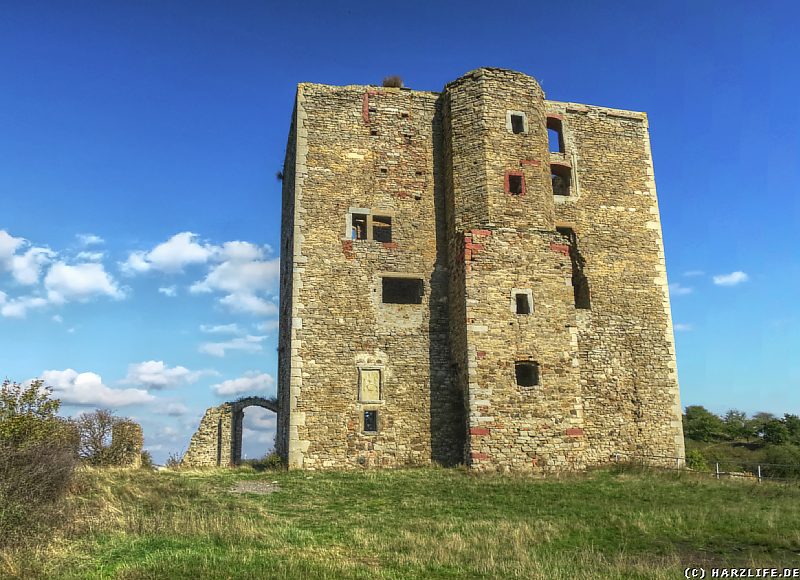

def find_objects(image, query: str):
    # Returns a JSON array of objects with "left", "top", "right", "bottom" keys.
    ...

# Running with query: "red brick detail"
[
  {"left": 520, "top": 159, "right": 541, "bottom": 167},
  {"left": 531, "top": 457, "right": 539, "bottom": 467},
  {"left": 547, "top": 113, "right": 564, "bottom": 121},
  {"left": 476, "top": 350, "right": 486, "bottom": 359},
  {"left": 470, "top": 427, "right": 490, "bottom": 436},
  {"left": 471, "top": 229, "right": 491, "bottom": 237},
  {"left": 362, "top": 93, "right": 370, "bottom": 123},
  {"left": 504, "top": 170, "right": 526, "bottom": 195},
  {"left": 470, "top": 451, "right": 489, "bottom": 460},
  {"left": 382, "top": 242, "right": 398, "bottom": 250},
  {"left": 565, "top": 428, "right": 584, "bottom": 437},
  {"left": 395, "top": 191, "right": 411, "bottom": 199},
  {"left": 341, "top": 240, "right": 354, "bottom": 259},
  {"left": 550, "top": 243, "right": 571, "bottom": 255}
]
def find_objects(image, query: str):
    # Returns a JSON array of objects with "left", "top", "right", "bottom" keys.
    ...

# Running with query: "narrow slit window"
[
  {"left": 372, "top": 215, "right": 392, "bottom": 243},
  {"left": 551, "top": 164, "right": 571, "bottom": 196},
  {"left": 510, "top": 114, "right": 525, "bottom": 134},
  {"left": 547, "top": 117, "right": 565, "bottom": 153},
  {"left": 508, "top": 173, "right": 524, "bottom": 195},
  {"left": 364, "top": 410, "right": 378, "bottom": 433},
  {"left": 515, "top": 362, "right": 539, "bottom": 387},
  {"left": 352, "top": 214, "right": 368, "bottom": 240},
  {"left": 515, "top": 293, "right": 531, "bottom": 315},
  {"left": 382, "top": 277, "right": 423, "bottom": 304}
]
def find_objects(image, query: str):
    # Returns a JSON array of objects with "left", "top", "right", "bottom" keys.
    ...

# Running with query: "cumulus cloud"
[
  {"left": 158, "top": 286, "right": 177, "bottom": 297},
  {"left": 41, "top": 368, "right": 154, "bottom": 407},
  {"left": 75, "top": 251, "right": 104, "bottom": 262},
  {"left": 713, "top": 271, "right": 749, "bottom": 287},
  {"left": 243, "top": 406, "right": 277, "bottom": 431},
  {"left": 76, "top": 233, "right": 104, "bottom": 247},
  {"left": 211, "top": 371, "right": 275, "bottom": 396},
  {"left": 190, "top": 242, "right": 278, "bottom": 295},
  {"left": 10, "top": 247, "right": 56, "bottom": 285},
  {"left": 255, "top": 320, "right": 279, "bottom": 333},
  {"left": 200, "top": 323, "right": 242, "bottom": 334},
  {"left": 0, "top": 230, "right": 25, "bottom": 263},
  {"left": 219, "top": 293, "right": 277, "bottom": 316},
  {"left": 199, "top": 335, "right": 266, "bottom": 357},
  {"left": 122, "top": 360, "right": 214, "bottom": 390},
  {"left": 45, "top": 262, "right": 125, "bottom": 303},
  {"left": 1, "top": 296, "right": 48, "bottom": 318},
  {"left": 121, "top": 232, "right": 215, "bottom": 274},
  {"left": 668, "top": 282, "right": 693, "bottom": 296}
]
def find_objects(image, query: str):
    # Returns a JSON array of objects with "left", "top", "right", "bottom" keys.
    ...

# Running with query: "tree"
[
  {"left": 763, "top": 419, "right": 790, "bottom": 445},
  {"left": 722, "top": 409, "right": 753, "bottom": 440},
  {"left": 0, "top": 379, "right": 65, "bottom": 446},
  {"left": 783, "top": 414, "right": 800, "bottom": 445},
  {"left": 683, "top": 406, "right": 725, "bottom": 442},
  {"left": 75, "top": 409, "right": 117, "bottom": 465}
]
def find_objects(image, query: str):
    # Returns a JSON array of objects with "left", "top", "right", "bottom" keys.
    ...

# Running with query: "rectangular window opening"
[
  {"left": 551, "top": 164, "right": 571, "bottom": 196},
  {"left": 364, "top": 410, "right": 378, "bottom": 433},
  {"left": 556, "top": 227, "right": 591, "bottom": 309},
  {"left": 510, "top": 114, "right": 525, "bottom": 134},
  {"left": 372, "top": 215, "right": 392, "bottom": 243},
  {"left": 515, "top": 362, "right": 539, "bottom": 387},
  {"left": 515, "top": 293, "right": 531, "bottom": 315},
  {"left": 508, "top": 174, "right": 524, "bottom": 195},
  {"left": 382, "top": 277, "right": 423, "bottom": 304},
  {"left": 352, "top": 214, "right": 368, "bottom": 240},
  {"left": 547, "top": 117, "right": 565, "bottom": 153}
]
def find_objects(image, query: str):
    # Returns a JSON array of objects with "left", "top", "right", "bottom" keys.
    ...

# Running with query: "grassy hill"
[{"left": 2, "top": 465, "right": 799, "bottom": 579}]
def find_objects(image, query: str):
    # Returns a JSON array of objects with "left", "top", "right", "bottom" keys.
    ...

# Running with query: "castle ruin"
[{"left": 196, "top": 67, "right": 686, "bottom": 472}]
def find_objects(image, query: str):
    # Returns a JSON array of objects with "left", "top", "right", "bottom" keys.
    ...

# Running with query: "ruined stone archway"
[{"left": 181, "top": 396, "right": 279, "bottom": 467}]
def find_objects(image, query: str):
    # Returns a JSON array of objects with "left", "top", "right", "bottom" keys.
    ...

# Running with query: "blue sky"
[{"left": 1, "top": 1, "right": 798, "bottom": 463}]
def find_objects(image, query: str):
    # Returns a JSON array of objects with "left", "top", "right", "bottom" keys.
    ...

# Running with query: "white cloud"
[
  {"left": 668, "top": 282, "right": 693, "bottom": 296},
  {"left": 211, "top": 371, "right": 275, "bottom": 396},
  {"left": 0, "top": 230, "right": 25, "bottom": 263},
  {"left": 683, "top": 270, "right": 705, "bottom": 277},
  {"left": 199, "top": 335, "right": 266, "bottom": 358},
  {"left": 45, "top": 262, "right": 125, "bottom": 303},
  {"left": 75, "top": 251, "right": 104, "bottom": 262},
  {"left": 713, "top": 271, "right": 749, "bottom": 287},
  {"left": 158, "top": 286, "right": 177, "bottom": 297},
  {"left": 41, "top": 368, "right": 154, "bottom": 407},
  {"left": 219, "top": 293, "right": 278, "bottom": 316},
  {"left": 52, "top": 314, "right": 63, "bottom": 323},
  {"left": 122, "top": 360, "right": 214, "bottom": 390},
  {"left": 243, "top": 406, "right": 277, "bottom": 431},
  {"left": 674, "top": 323, "right": 693, "bottom": 332},
  {"left": 10, "top": 247, "right": 55, "bottom": 285},
  {"left": 121, "top": 232, "right": 215, "bottom": 274},
  {"left": 200, "top": 323, "right": 242, "bottom": 334},
  {"left": 77, "top": 233, "right": 104, "bottom": 247},
  {"left": 190, "top": 245, "right": 278, "bottom": 295},
  {"left": 1, "top": 296, "right": 48, "bottom": 318}
]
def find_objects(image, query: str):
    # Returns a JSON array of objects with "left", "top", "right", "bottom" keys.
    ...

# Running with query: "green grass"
[{"left": 2, "top": 465, "right": 799, "bottom": 579}]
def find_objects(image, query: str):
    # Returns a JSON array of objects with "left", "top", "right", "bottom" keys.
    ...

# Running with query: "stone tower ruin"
[{"left": 276, "top": 67, "right": 685, "bottom": 471}]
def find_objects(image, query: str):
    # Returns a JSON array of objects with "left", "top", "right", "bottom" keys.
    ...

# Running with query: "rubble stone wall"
[{"left": 276, "top": 68, "right": 685, "bottom": 471}]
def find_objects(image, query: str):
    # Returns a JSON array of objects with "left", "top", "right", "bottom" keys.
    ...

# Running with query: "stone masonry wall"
[{"left": 278, "top": 68, "right": 685, "bottom": 471}]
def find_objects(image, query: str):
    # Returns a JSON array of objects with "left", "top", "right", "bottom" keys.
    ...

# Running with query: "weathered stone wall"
[
  {"left": 278, "top": 67, "right": 685, "bottom": 471},
  {"left": 183, "top": 397, "right": 279, "bottom": 467}
]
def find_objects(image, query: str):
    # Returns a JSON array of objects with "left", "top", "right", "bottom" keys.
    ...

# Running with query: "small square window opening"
[
  {"left": 508, "top": 174, "right": 524, "bottom": 195},
  {"left": 515, "top": 293, "right": 531, "bottom": 315},
  {"left": 364, "top": 410, "right": 378, "bottom": 432},
  {"left": 551, "top": 165, "right": 571, "bottom": 196},
  {"left": 515, "top": 362, "right": 539, "bottom": 387},
  {"left": 547, "top": 117, "right": 565, "bottom": 153},
  {"left": 372, "top": 215, "right": 392, "bottom": 243}
]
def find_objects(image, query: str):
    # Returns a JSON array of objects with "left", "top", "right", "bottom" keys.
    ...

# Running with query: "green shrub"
[
  {"left": 762, "top": 444, "right": 800, "bottom": 479},
  {"left": 0, "top": 379, "right": 77, "bottom": 547},
  {"left": 140, "top": 450, "right": 155, "bottom": 470},
  {"left": 685, "top": 448, "right": 708, "bottom": 471}
]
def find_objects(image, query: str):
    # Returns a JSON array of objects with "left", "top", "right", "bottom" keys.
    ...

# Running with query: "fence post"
[
  {"left": 757, "top": 465, "right": 762, "bottom": 484},
  {"left": 715, "top": 462, "right": 720, "bottom": 480}
]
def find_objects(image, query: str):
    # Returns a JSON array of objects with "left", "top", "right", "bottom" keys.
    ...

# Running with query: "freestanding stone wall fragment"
[
  {"left": 182, "top": 397, "right": 278, "bottom": 467},
  {"left": 275, "top": 67, "right": 684, "bottom": 472}
]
